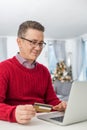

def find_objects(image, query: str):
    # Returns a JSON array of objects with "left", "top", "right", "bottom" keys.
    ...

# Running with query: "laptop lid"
[{"left": 37, "top": 81, "right": 87, "bottom": 125}]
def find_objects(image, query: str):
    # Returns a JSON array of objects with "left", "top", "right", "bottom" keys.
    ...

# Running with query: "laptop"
[{"left": 37, "top": 81, "right": 87, "bottom": 125}]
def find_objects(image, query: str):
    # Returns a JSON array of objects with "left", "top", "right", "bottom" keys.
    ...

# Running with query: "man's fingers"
[
  {"left": 18, "top": 119, "right": 31, "bottom": 125},
  {"left": 53, "top": 101, "right": 67, "bottom": 111},
  {"left": 15, "top": 104, "right": 36, "bottom": 124}
]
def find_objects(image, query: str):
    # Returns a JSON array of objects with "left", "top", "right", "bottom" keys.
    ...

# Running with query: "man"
[{"left": 0, "top": 21, "right": 67, "bottom": 124}]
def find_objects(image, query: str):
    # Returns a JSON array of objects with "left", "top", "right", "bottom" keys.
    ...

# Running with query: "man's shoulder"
[
  {"left": 36, "top": 62, "right": 50, "bottom": 73},
  {"left": 0, "top": 56, "right": 16, "bottom": 68}
]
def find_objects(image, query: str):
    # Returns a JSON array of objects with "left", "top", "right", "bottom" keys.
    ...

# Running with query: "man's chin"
[
  {"left": 31, "top": 57, "right": 37, "bottom": 61},
  {"left": 32, "top": 55, "right": 38, "bottom": 59}
]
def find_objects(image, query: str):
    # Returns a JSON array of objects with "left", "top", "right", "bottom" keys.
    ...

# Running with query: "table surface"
[{"left": 0, "top": 114, "right": 87, "bottom": 130}]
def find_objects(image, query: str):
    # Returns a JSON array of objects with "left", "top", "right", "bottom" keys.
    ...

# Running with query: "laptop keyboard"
[{"left": 50, "top": 116, "right": 64, "bottom": 122}]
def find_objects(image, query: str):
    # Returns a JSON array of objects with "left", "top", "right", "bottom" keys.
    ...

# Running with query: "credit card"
[{"left": 34, "top": 102, "right": 53, "bottom": 112}]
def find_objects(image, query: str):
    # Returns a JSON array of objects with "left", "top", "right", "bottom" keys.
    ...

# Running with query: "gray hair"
[{"left": 17, "top": 20, "right": 45, "bottom": 37}]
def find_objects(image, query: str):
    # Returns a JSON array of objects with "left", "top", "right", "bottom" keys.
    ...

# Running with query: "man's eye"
[
  {"left": 39, "top": 43, "right": 43, "bottom": 46},
  {"left": 32, "top": 41, "right": 37, "bottom": 44}
]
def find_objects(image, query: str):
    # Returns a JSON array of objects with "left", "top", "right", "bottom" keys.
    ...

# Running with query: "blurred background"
[{"left": 0, "top": 0, "right": 87, "bottom": 81}]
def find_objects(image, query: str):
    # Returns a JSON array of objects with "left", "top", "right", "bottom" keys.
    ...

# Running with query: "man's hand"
[
  {"left": 15, "top": 104, "right": 36, "bottom": 124},
  {"left": 53, "top": 101, "right": 67, "bottom": 111}
]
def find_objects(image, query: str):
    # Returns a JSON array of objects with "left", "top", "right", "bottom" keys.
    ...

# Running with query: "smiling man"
[{"left": 0, "top": 20, "right": 66, "bottom": 124}]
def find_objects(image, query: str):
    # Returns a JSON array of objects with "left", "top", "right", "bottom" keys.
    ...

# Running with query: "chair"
[{"left": 53, "top": 80, "right": 72, "bottom": 101}]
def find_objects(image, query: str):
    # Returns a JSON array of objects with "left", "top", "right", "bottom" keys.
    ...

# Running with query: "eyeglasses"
[{"left": 20, "top": 37, "right": 46, "bottom": 48}]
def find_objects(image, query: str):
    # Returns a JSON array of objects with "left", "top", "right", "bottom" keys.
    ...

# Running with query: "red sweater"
[{"left": 0, "top": 57, "right": 61, "bottom": 122}]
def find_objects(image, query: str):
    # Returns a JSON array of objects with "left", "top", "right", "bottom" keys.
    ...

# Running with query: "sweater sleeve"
[
  {"left": 0, "top": 63, "right": 16, "bottom": 122},
  {"left": 0, "top": 103, "right": 16, "bottom": 122}
]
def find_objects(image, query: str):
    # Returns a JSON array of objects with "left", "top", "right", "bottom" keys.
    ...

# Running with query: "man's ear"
[{"left": 17, "top": 37, "right": 22, "bottom": 48}]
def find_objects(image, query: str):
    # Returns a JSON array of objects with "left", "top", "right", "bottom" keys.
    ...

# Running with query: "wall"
[{"left": 7, "top": 36, "right": 19, "bottom": 58}]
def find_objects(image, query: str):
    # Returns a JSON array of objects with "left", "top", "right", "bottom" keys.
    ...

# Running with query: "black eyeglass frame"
[{"left": 20, "top": 37, "right": 46, "bottom": 48}]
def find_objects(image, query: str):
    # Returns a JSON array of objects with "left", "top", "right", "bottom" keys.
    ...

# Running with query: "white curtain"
[
  {"left": 0, "top": 37, "right": 7, "bottom": 61},
  {"left": 53, "top": 40, "right": 66, "bottom": 62},
  {"left": 47, "top": 40, "right": 58, "bottom": 74},
  {"left": 72, "top": 38, "right": 84, "bottom": 80}
]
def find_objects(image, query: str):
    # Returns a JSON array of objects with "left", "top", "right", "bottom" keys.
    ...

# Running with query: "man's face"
[{"left": 17, "top": 29, "right": 44, "bottom": 63}]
